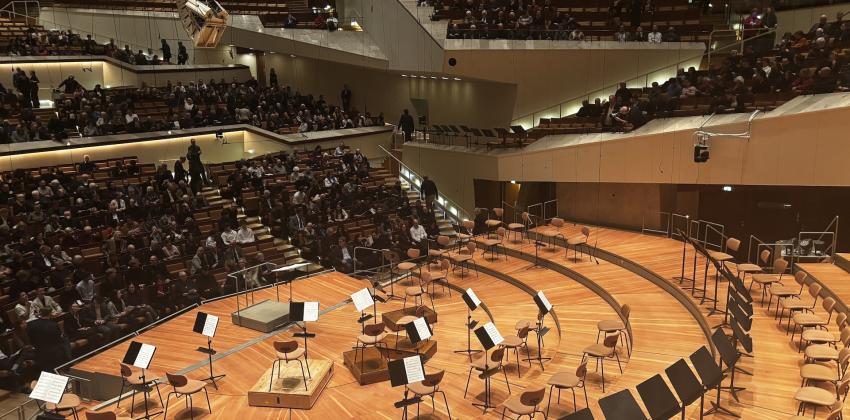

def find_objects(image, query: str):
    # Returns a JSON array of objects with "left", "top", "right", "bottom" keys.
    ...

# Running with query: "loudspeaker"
[{"left": 693, "top": 144, "right": 709, "bottom": 163}]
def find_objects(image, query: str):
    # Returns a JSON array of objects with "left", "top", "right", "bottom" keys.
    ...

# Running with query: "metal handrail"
[
  {"left": 703, "top": 223, "right": 728, "bottom": 252},
  {"left": 379, "top": 144, "right": 471, "bottom": 222},
  {"left": 670, "top": 213, "right": 691, "bottom": 240},
  {"left": 227, "top": 261, "right": 278, "bottom": 310},
  {"left": 542, "top": 199, "right": 558, "bottom": 222},
  {"left": 642, "top": 211, "right": 672, "bottom": 237},
  {"left": 696, "top": 220, "right": 725, "bottom": 250},
  {"left": 0, "top": 1, "right": 39, "bottom": 20},
  {"left": 512, "top": 27, "right": 778, "bottom": 127},
  {"left": 747, "top": 234, "right": 767, "bottom": 265}
]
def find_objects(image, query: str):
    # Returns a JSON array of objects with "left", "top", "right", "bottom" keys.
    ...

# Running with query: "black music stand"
[
  {"left": 690, "top": 345, "right": 738, "bottom": 418},
  {"left": 636, "top": 374, "right": 681, "bottom": 420},
  {"left": 682, "top": 233, "right": 716, "bottom": 306},
  {"left": 472, "top": 322, "right": 505, "bottom": 413},
  {"left": 405, "top": 317, "right": 433, "bottom": 354},
  {"left": 598, "top": 388, "right": 648, "bottom": 420},
  {"left": 352, "top": 287, "right": 377, "bottom": 333},
  {"left": 665, "top": 358, "right": 706, "bottom": 420},
  {"left": 193, "top": 312, "right": 225, "bottom": 389},
  {"left": 561, "top": 407, "right": 595, "bottom": 420},
  {"left": 711, "top": 328, "right": 746, "bottom": 403},
  {"left": 389, "top": 355, "right": 425, "bottom": 420},
  {"left": 454, "top": 288, "right": 483, "bottom": 358},
  {"left": 122, "top": 341, "right": 160, "bottom": 420},
  {"left": 290, "top": 301, "right": 318, "bottom": 379},
  {"left": 525, "top": 291, "right": 553, "bottom": 369}
]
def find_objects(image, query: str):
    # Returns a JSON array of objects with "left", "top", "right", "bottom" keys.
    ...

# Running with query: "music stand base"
[
  {"left": 704, "top": 401, "right": 740, "bottom": 418},
  {"left": 201, "top": 374, "right": 226, "bottom": 389}
]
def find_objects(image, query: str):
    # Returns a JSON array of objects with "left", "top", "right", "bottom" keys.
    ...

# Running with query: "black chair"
[
  {"left": 598, "top": 388, "right": 648, "bottom": 420},
  {"left": 714, "top": 327, "right": 747, "bottom": 406},
  {"left": 665, "top": 358, "right": 705, "bottom": 420},
  {"left": 559, "top": 407, "right": 595, "bottom": 420},
  {"left": 636, "top": 373, "right": 681, "bottom": 420},
  {"left": 689, "top": 345, "right": 737, "bottom": 418}
]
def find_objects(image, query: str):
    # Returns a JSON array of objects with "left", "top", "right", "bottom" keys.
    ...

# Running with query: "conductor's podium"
[{"left": 178, "top": 0, "right": 229, "bottom": 48}]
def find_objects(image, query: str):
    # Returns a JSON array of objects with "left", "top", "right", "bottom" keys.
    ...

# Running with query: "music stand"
[
  {"left": 598, "top": 388, "right": 648, "bottom": 420},
  {"left": 673, "top": 229, "right": 696, "bottom": 287},
  {"left": 388, "top": 355, "right": 425, "bottom": 420},
  {"left": 454, "top": 288, "right": 483, "bottom": 358},
  {"left": 665, "top": 358, "right": 705, "bottom": 420},
  {"left": 352, "top": 288, "right": 377, "bottom": 333},
  {"left": 271, "top": 262, "right": 311, "bottom": 302},
  {"left": 561, "top": 407, "right": 595, "bottom": 420},
  {"left": 481, "top": 129, "right": 496, "bottom": 138},
  {"left": 525, "top": 291, "right": 553, "bottom": 369},
  {"left": 636, "top": 373, "right": 681, "bottom": 420},
  {"left": 711, "top": 328, "right": 746, "bottom": 403},
  {"left": 30, "top": 371, "right": 70, "bottom": 416},
  {"left": 690, "top": 345, "right": 738, "bottom": 418},
  {"left": 122, "top": 341, "right": 160, "bottom": 419},
  {"left": 193, "top": 312, "right": 225, "bottom": 389},
  {"left": 405, "top": 317, "right": 433, "bottom": 354},
  {"left": 473, "top": 322, "right": 504, "bottom": 413},
  {"left": 290, "top": 301, "right": 319, "bottom": 376}
]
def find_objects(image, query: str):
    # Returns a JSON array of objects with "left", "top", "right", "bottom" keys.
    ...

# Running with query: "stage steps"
[{"left": 400, "top": 179, "right": 456, "bottom": 238}]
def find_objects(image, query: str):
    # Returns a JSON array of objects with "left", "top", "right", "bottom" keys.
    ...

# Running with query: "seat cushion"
[
  {"left": 175, "top": 379, "right": 207, "bottom": 394},
  {"left": 485, "top": 219, "right": 502, "bottom": 227},
  {"left": 567, "top": 236, "right": 586, "bottom": 246},
  {"left": 405, "top": 286, "right": 423, "bottom": 296},
  {"left": 547, "top": 372, "right": 580, "bottom": 388},
  {"left": 793, "top": 313, "right": 827, "bottom": 327},
  {"left": 357, "top": 332, "right": 387, "bottom": 345},
  {"left": 737, "top": 263, "right": 762, "bottom": 273},
  {"left": 507, "top": 223, "right": 524, "bottom": 230},
  {"left": 456, "top": 233, "right": 472, "bottom": 240},
  {"left": 771, "top": 287, "right": 801, "bottom": 298},
  {"left": 502, "top": 394, "right": 536, "bottom": 415},
  {"left": 502, "top": 335, "right": 524, "bottom": 347},
  {"left": 479, "top": 238, "right": 500, "bottom": 246},
  {"left": 800, "top": 363, "right": 839, "bottom": 382},
  {"left": 44, "top": 394, "right": 80, "bottom": 411},
  {"left": 780, "top": 297, "right": 810, "bottom": 310},
  {"left": 752, "top": 273, "right": 782, "bottom": 284},
  {"left": 707, "top": 251, "right": 734, "bottom": 261},
  {"left": 794, "top": 386, "right": 837, "bottom": 406},
  {"left": 471, "top": 354, "right": 498, "bottom": 371},
  {"left": 583, "top": 343, "right": 613, "bottom": 357},
  {"left": 428, "top": 249, "right": 447, "bottom": 257},
  {"left": 597, "top": 320, "right": 625, "bottom": 332},
  {"left": 805, "top": 344, "right": 839, "bottom": 361},
  {"left": 515, "top": 320, "right": 532, "bottom": 330},
  {"left": 407, "top": 381, "right": 437, "bottom": 396},
  {"left": 278, "top": 347, "right": 305, "bottom": 361},
  {"left": 451, "top": 254, "right": 472, "bottom": 263},
  {"left": 397, "top": 262, "right": 417, "bottom": 271},
  {"left": 802, "top": 329, "right": 837, "bottom": 343}
]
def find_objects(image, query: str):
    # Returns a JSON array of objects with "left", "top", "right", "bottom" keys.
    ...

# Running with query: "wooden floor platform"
[{"left": 66, "top": 224, "right": 841, "bottom": 419}]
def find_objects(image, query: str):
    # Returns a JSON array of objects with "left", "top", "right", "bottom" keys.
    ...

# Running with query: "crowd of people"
[
  {"left": 7, "top": 28, "right": 191, "bottom": 65},
  {"left": 0, "top": 133, "right": 449, "bottom": 391},
  {"left": 0, "top": 73, "right": 384, "bottom": 143},
  {"left": 566, "top": 12, "right": 850, "bottom": 131}
]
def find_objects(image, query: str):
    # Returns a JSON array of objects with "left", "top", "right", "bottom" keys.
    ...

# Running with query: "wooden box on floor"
[
  {"left": 247, "top": 359, "right": 333, "bottom": 409},
  {"left": 342, "top": 347, "right": 389, "bottom": 385},
  {"left": 379, "top": 337, "right": 438, "bottom": 361},
  {"left": 382, "top": 306, "right": 438, "bottom": 330}
]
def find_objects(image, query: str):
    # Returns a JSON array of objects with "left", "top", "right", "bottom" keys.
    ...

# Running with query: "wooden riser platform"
[
  {"left": 248, "top": 359, "right": 333, "bottom": 409},
  {"left": 342, "top": 347, "right": 389, "bottom": 385}
]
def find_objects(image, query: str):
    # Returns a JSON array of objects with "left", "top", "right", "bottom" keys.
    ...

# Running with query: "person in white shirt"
[
  {"left": 324, "top": 174, "right": 338, "bottom": 188},
  {"left": 409, "top": 218, "right": 428, "bottom": 246},
  {"left": 13, "top": 292, "right": 36, "bottom": 322},
  {"left": 648, "top": 25, "right": 663, "bottom": 43},
  {"left": 124, "top": 110, "right": 139, "bottom": 125},
  {"left": 31, "top": 287, "right": 62, "bottom": 316},
  {"left": 220, "top": 225, "right": 238, "bottom": 245},
  {"left": 236, "top": 223, "right": 255, "bottom": 244}
]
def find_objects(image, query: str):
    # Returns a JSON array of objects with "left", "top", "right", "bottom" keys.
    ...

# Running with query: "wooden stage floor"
[{"left": 70, "top": 226, "right": 841, "bottom": 419}]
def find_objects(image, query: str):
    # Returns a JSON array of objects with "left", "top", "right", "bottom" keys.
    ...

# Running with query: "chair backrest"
[
  {"left": 462, "top": 220, "right": 475, "bottom": 231},
  {"left": 837, "top": 312, "right": 848, "bottom": 329},
  {"left": 85, "top": 412, "right": 118, "bottom": 420},
  {"left": 773, "top": 258, "right": 788, "bottom": 275},
  {"left": 758, "top": 249, "right": 770, "bottom": 264},
  {"left": 551, "top": 218, "right": 564, "bottom": 228},
  {"left": 422, "top": 370, "right": 445, "bottom": 387},
  {"left": 273, "top": 340, "right": 298, "bottom": 354},
  {"left": 621, "top": 304, "right": 631, "bottom": 321},
  {"left": 493, "top": 208, "right": 504, "bottom": 218},
  {"left": 364, "top": 322, "right": 385, "bottom": 336},
  {"left": 794, "top": 270, "right": 808, "bottom": 287},
  {"left": 826, "top": 402, "right": 845, "bottom": 420},
  {"left": 436, "top": 235, "right": 450, "bottom": 247},
  {"left": 726, "top": 237, "right": 741, "bottom": 252},
  {"left": 841, "top": 326, "right": 850, "bottom": 347},
  {"left": 166, "top": 372, "right": 188, "bottom": 388},
  {"left": 581, "top": 226, "right": 590, "bottom": 237},
  {"left": 407, "top": 248, "right": 420, "bottom": 259},
  {"left": 517, "top": 326, "right": 530, "bottom": 339},
  {"left": 519, "top": 386, "right": 546, "bottom": 407},
  {"left": 467, "top": 242, "right": 477, "bottom": 253},
  {"left": 415, "top": 306, "right": 428, "bottom": 318},
  {"left": 808, "top": 283, "right": 823, "bottom": 299},
  {"left": 440, "top": 259, "right": 450, "bottom": 270},
  {"left": 521, "top": 212, "right": 531, "bottom": 224},
  {"left": 824, "top": 297, "right": 837, "bottom": 313},
  {"left": 490, "top": 347, "right": 506, "bottom": 364},
  {"left": 603, "top": 334, "right": 619, "bottom": 348},
  {"left": 495, "top": 227, "right": 506, "bottom": 237},
  {"left": 420, "top": 271, "right": 433, "bottom": 286},
  {"left": 575, "top": 361, "right": 588, "bottom": 380},
  {"left": 119, "top": 363, "right": 133, "bottom": 378}
]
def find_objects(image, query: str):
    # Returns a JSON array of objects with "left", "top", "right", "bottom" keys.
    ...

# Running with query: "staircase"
[{"left": 398, "top": 179, "right": 457, "bottom": 239}]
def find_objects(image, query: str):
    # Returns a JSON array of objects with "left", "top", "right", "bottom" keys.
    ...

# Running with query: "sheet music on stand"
[
  {"left": 193, "top": 312, "right": 219, "bottom": 338},
  {"left": 405, "top": 317, "right": 433, "bottom": 344},
  {"left": 351, "top": 288, "right": 375, "bottom": 312},
  {"left": 123, "top": 341, "right": 157, "bottom": 369},
  {"left": 474, "top": 322, "right": 504, "bottom": 349},
  {"left": 291, "top": 301, "right": 320, "bottom": 322},
  {"left": 388, "top": 355, "right": 425, "bottom": 387},
  {"left": 29, "top": 371, "right": 69, "bottom": 404},
  {"left": 534, "top": 291, "right": 553, "bottom": 314},
  {"left": 462, "top": 288, "right": 481, "bottom": 311}
]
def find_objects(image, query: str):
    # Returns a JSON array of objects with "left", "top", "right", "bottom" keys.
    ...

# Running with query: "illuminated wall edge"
[{"left": 0, "top": 125, "right": 394, "bottom": 172}]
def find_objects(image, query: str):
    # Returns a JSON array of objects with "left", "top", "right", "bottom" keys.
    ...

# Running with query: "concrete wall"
[
  {"left": 264, "top": 53, "right": 516, "bottom": 128},
  {"left": 774, "top": 4, "right": 849, "bottom": 36}
]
